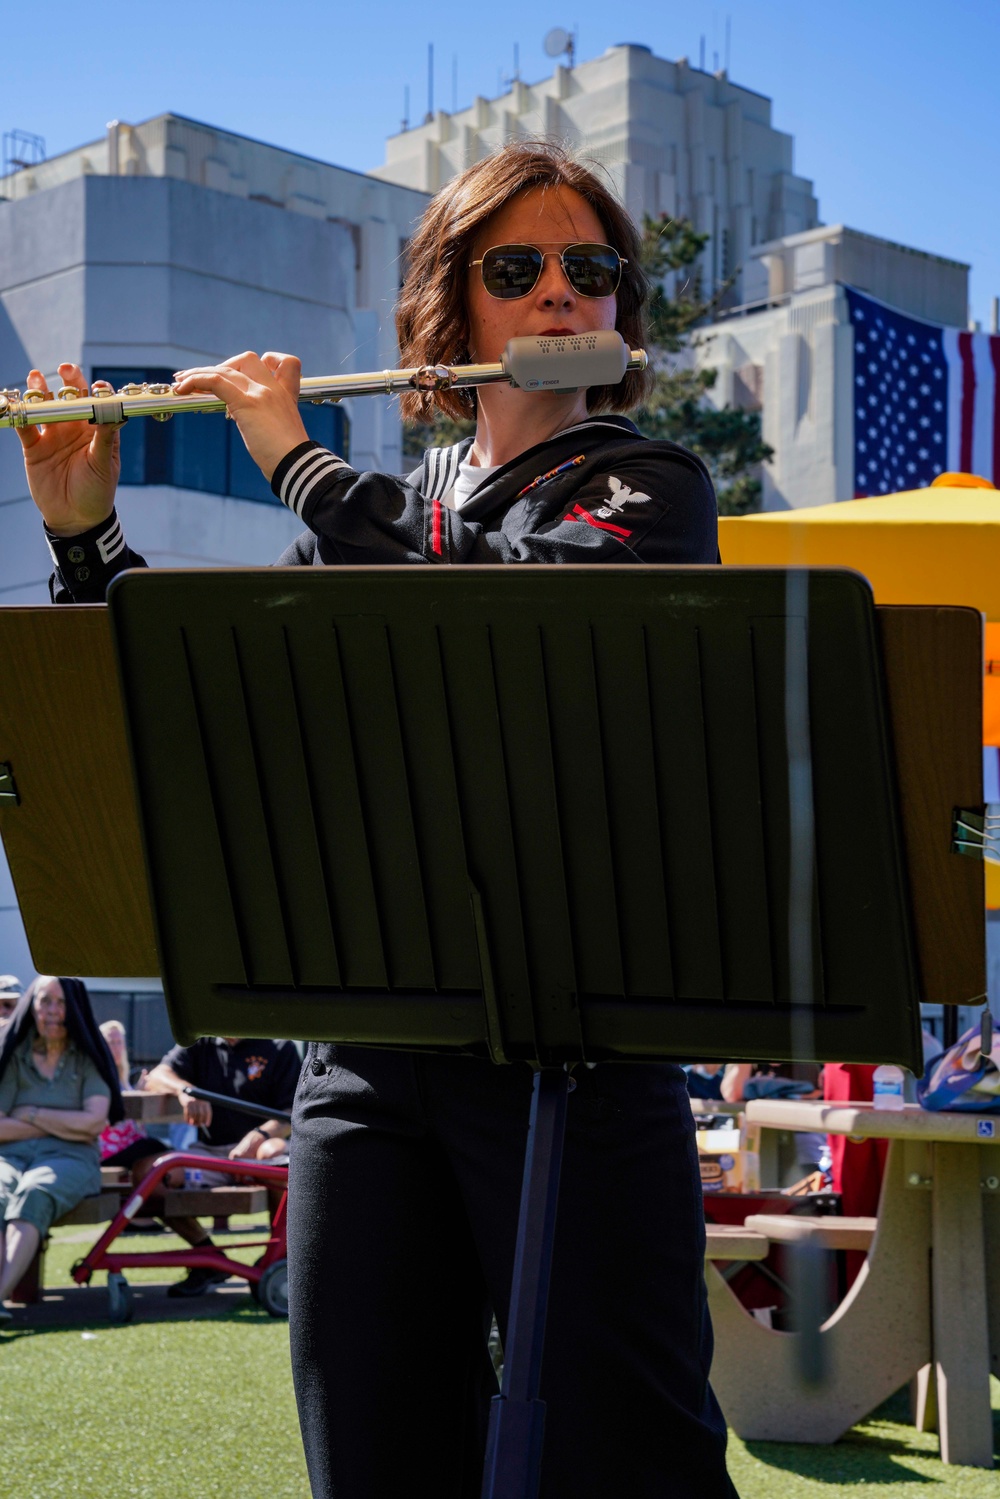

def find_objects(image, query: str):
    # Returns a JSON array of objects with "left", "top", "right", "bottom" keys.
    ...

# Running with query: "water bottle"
[
  {"left": 872, "top": 1064, "right": 905, "bottom": 1111},
  {"left": 183, "top": 1166, "right": 205, "bottom": 1189}
]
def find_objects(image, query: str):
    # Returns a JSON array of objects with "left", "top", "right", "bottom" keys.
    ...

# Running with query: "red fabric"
[
  {"left": 566, "top": 504, "right": 632, "bottom": 538},
  {"left": 958, "top": 331, "right": 976, "bottom": 474},
  {"left": 824, "top": 1063, "right": 888, "bottom": 1286},
  {"left": 99, "top": 1116, "right": 145, "bottom": 1161}
]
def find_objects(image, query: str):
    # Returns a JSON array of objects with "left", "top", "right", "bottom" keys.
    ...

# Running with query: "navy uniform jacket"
[{"left": 45, "top": 415, "right": 718, "bottom": 598}]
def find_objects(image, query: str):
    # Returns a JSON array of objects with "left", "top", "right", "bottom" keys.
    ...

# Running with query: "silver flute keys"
[{"left": 0, "top": 334, "right": 647, "bottom": 431}]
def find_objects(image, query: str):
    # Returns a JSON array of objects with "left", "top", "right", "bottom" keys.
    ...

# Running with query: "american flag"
[{"left": 847, "top": 286, "right": 1000, "bottom": 497}]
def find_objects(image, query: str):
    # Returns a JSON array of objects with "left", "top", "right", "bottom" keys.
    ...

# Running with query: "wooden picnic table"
[
  {"left": 706, "top": 1098, "right": 999, "bottom": 1469},
  {"left": 120, "top": 1089, "right": 184, "bottom": 1122}
]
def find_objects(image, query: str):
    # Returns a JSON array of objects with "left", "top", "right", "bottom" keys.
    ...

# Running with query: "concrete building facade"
[
  {"left": 373, "top": 42, "right": 820, "bottom": 308},
  {"left": 0, "top": 112, "right": 429, "bottom": 981}
]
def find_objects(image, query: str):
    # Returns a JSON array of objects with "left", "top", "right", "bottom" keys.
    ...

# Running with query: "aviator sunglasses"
[{"left": 470, "top": 242, "right": 626, "bottom": 301}]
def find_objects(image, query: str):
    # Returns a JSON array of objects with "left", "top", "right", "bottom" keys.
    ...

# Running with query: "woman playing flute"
[{"left": 16, "top": 141, "right": 736, "bottom": 1499}]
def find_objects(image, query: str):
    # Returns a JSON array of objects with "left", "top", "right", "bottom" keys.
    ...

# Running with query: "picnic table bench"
[
  {"left": 707, "top": 1099, "right": 1000, "bottom": 1470},
  {"left": 743, "top": 1214, "right": 877, "bottom": 1253},
  {"left": 703, "top": 1224, "right": 771, "bottom": 1262},
  {"left": 10, "top": 1180, "right": 268, "bottom": 1304}
]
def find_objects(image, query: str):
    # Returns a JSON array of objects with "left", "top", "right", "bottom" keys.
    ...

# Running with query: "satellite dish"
[{"left": 544, "top": 27, "right": 571, "bottom": 58}]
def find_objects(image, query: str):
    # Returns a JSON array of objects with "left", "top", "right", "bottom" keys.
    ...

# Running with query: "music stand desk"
[{"left": 0, "top": 563, "right": 985, "bottom": 1499}]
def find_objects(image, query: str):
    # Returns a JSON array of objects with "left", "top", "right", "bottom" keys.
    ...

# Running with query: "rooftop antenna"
[
  {"left": 2, "top": 128, "right": 45, "bottom": 179},
  {"left": 425, "top": 42, "right": 434, "bottom": 123},
  {"left": 402, "top": 85, "right": 410, "bottom": 133},
  {"left": 699, "top": 35, "right": 706, "bottom": 70},
  {"left": 503, "top": 43, "right": 522, "bottom": 93},
  {"left": 544, "top": 26, "right": 575, "bottom": 70}
]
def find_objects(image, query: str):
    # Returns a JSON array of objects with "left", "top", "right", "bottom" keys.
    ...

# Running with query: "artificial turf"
[{"left": 1, "top": 1221, "right": 997, "bottom": 1498}]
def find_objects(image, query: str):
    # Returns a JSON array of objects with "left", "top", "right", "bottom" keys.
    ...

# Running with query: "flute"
[{"left": 0, "top": 333, "right": 646, "bottom": 431}]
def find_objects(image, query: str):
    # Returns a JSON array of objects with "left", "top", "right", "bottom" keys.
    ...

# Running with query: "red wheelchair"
[{"left": 72, "top": 1085, "right": 290, "bottom": 1323}]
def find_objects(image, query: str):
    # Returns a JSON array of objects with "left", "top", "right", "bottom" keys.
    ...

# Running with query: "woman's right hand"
[{"left": 15, "top": 363, "right": 121, "bottom": 536}]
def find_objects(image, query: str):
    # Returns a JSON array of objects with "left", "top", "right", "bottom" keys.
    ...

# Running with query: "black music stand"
[{"left": 107, "top": 564, "right": 926, "bottom": 1499}]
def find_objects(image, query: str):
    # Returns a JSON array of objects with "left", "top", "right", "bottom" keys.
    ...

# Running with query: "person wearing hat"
[
  {"left": 0, "top": 977, "right": 21, "bottom": 1029},
  {"left": 0, "top": 975, "right": 122, "bottom": 1317}
]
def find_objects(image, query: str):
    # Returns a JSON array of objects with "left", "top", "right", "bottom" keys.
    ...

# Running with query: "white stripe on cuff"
[
  {"left": 279, "top": 447, "right": 326, "bottom": 503},
  {"left": 285, "top": 455, "right": 348, "bottom": 518},
  {"left": 97, "top": 517, "right": 125, "bottom": 564},
  {"left": 283, "top": 451, "right": 333, "bottom": 508}
]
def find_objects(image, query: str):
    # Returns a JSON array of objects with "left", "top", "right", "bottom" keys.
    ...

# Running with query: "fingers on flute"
[
  {"left": 171, "top": 368, "right": 238, "bottom": 394},
  {"left": 15, "top": 370, "right": 49, "bottom": 448},
  {"left": 175, "top": 352, "right": 260, "bottom": 379},
  {"left": 262, "top": 351, "right": 301, "bottom": 394},
  {"left": 91, "top": 423, "right": 121, "bottom": 455},
  {"left": 57, "top": 362, "right": 89, "bottom": 395},
  {"left": 261, "top": 351, "right": 299, "bottom": 373}
]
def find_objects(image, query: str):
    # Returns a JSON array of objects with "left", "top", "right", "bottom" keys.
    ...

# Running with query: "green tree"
[
  {"left": 402, "top": 408, "right": 474, "bottom": 463},
  {"left": 635, "top": 214, "right": 773, "bottom": 515}
]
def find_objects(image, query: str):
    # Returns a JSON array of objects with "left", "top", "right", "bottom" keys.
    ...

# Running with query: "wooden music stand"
[{"left": 0, "top": 565, "right": 985, "bottom": 1499}]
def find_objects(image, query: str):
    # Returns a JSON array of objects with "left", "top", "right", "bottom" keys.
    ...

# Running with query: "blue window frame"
[{"left": 92, "top": 367, "right": 349, "bottom": 504}]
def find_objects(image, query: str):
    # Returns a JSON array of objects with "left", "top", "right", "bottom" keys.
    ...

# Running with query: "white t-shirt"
[{"left": 442, "top": 458, "right": 501, "bottom": 511}]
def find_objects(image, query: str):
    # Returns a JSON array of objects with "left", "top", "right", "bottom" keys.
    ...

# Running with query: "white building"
[
  {"left": 374, "top": 45, "right": 972, "bottom": 512},
  {"left": 0, "top": 112, "right": 429, "bottom": 986},
  {"left": 696, "top": 225, "right": 970, "bottom": 509},
  {"left": 0, "top": 113, "right": 430, "bottom": 604},
  {"left": 373, "top": 42, "right": 820, "bottom": 309}
]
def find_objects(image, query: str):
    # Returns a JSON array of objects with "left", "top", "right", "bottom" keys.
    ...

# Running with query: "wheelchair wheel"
[
  {"left": 256, "top": 1259, "right": 288, "bottom": 1318},
  {"left": 107, "top": 1271, "right": 134, "bottom": 1325}
]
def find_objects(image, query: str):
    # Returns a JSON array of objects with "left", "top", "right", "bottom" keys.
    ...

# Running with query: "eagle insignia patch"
[{"left": 593, "top": 475, "right": 651, "bottom": 520}]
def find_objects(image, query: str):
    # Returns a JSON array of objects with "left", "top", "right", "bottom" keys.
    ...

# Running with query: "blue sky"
[{"left": 5, "top": 0, "right": 998, "bottom": 323}]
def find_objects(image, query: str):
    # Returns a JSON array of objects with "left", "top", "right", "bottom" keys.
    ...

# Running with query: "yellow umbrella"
[
  {"left": 719, "top": 477, "right": 1000, "bottom": 902},
  {"left": 719, "top": 485, "right": 1000, "bottom": 619}
]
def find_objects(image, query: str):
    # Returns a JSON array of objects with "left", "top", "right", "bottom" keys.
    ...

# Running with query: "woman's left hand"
[{"left": 172, "top": 351, "right": 308, "bottom": 482}]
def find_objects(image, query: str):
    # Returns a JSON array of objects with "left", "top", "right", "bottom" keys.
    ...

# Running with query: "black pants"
[{"left": 288, "top": 1046, "right": 738, "bottom": 1499}]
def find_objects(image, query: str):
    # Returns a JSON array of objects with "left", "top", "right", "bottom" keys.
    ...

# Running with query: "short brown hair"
[{"left": 395, "top": 141, "right": 653, "bottom": 423}]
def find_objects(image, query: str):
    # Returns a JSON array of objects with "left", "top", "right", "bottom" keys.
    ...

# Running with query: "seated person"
[
  {"left": 99, "top": 1019, "right": 148, "bottom": 1091},
  {"left": 683, "top": 1063, "right": 725, "bottom": 1101},
  {"left": 721, "top": 1060, "right": 823, "bottom": 1104},
  {"left": 723, "top": 1060, "right": 827, "bottom": 1184},
  {"left": 0, "top": 976, "right": 121, "bottom": 1318},
  {"left": 143, "top": 1036, "right": 300, "bottom": 1296},
  {"left": 0, "top": 977, "right": 22, "bottom": 1030}
]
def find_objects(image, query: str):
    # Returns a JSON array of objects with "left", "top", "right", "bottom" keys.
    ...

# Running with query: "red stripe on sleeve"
[
  {"left": 567, "top": 504, "right": 632, "bottom": 538},
  {"left": 431, "top": 499, "right": 443, "bottom": 556},
  {"left": 958, "top": 331, "right": 977, "bottom": 474}
]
